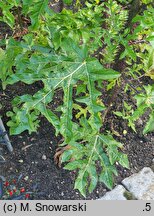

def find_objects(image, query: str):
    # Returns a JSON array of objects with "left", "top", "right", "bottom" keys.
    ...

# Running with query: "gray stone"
[
  {"left": 99, "top": 185, "right": 127, "bottom": 200},
  {"left": 42, "top": 154, "right": 47, "bottom": 160},
  {"left": 122, "top": 167, "right": 154, "bottom": 200}
]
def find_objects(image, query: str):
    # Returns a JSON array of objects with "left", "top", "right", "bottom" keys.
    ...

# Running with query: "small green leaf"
[
  {"left": 107, "top": 146, "right": 119, "bottom": 165},
  {"left": 87, "top": 165, "right": 98, "bottom": 193},
  {"left": 74, "top": 170, "right": 88, "bottom": 197},
  {"left": 61, "top": 150, "right": 73, "bottom": 163},
  {"left": 99, "top": 134, "right": 123, "bottom": 148},
  {"left": 118, "top": 153, "right": 129, "bottom": 169},
  {"left": 114, "top": 111, "right": 123, "bottom": 117},
  {"left": 87, "top": 59, "right": 121, "bottom": 80},
  {"left": 28, "top": 0, "right": 49, "bottom": 29},
  {"left": 99, "top": 168, "right": 114, "bottom": 190},
  {"left": 0, "top": 2, "right": 15, "bottom": 28},
  {"left": 76, "top": 84, "right": 87, "bottom": 95},
  {"left": 63, "top": 0, "right": 73, "bottom": 5},
  {"left": 128, "top": 120, "right": 136, "bottom": 132},
  {"left": 124, "top": 101, "right": 132, "bottom": 111},
  {"left": 143, "top": 111, "right": 154, "bottom": 134},
  {"left": 7, "top": 109, "right": 39, "bottom": 135},
  {"left": 64, "top": 160, "right": 83, "bottom": 170}
]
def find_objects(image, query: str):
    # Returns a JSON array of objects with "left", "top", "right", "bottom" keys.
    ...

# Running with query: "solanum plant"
[{"left": 0, "top": 0, "right": 153, "bottom": 196}]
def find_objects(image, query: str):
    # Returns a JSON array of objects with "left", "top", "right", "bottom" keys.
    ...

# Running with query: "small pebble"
[
  {"left": 42, "top": 154, "right": 47, "bottom": 160},
  {"left": 30, "top": 138, "right": 36, "bottom": 141},
  {"left": 123, "top": 130, "right": 127, "bottom": 135},
  {"left": 151, "top": 137, "right": 154, "bottom": 142},
  {"left": 136, "top": 118, "right": 143, "bottom": 126},
  {"left": 18, "top": 159, "right": 24, "bottom": 163},
  {"left": 24, "top": 176, "right": 29, "bottom": 181}
]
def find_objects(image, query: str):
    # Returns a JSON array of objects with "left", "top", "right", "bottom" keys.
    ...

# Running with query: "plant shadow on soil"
[{"left": 0, "top": 80, "right": 154, "bottom": 200}]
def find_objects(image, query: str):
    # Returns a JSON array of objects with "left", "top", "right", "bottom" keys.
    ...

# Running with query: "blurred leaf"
[
  {"left": 99, "top": 167, "right": 115, "bottom": 190},
  {"left": 143, "top": 111, "right": 154, "bottom": 134},
  {"left": 63, "top": 0, "right": 73, "bottom": 5},
  {"left": 118, "top": 153, "right": 129, "bottom": 169}
]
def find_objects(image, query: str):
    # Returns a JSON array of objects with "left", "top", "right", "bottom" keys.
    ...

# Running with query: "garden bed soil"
[{"left": 0, "top": 81, "right": 154, "bottom": 200}]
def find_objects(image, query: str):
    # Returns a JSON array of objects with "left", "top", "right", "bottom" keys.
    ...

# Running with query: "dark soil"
[{"left": 0, "top": 80, "right": 154, "bottom": 200}]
